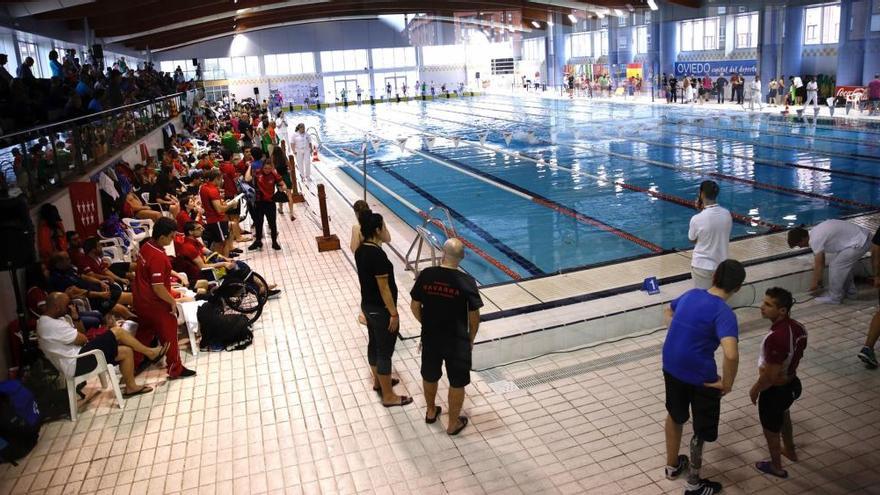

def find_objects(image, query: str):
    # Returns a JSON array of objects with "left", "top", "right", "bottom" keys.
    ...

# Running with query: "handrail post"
[
  {"left": 315, "top": 184, "right": 340, "bottom": 252},
  {"left": 286, "top": 154, "right": 305, "bottom": 203}
]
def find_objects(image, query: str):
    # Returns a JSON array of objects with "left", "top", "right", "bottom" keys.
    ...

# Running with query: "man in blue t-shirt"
[{"left": 662, "top": 259, "right": 745, "bottom": 495}]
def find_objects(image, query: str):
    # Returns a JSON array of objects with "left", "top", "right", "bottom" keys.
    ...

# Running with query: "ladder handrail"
[{"left": 405, "top": 204, "right": 456, "bottom": 275}]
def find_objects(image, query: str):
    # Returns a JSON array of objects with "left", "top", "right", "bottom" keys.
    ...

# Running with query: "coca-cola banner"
[
  {"left": 68, "top": 181, "right": 100, "bottom": 238},
  {"left": 835, "top": 85, "right": 866, "bottom": 100}
]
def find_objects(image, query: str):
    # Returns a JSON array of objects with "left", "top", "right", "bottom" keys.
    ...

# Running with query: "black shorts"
[
  {"left": 89, "top": 284, "right": 122, "bottom": 315},
  {"left": 421, "top": 339, "right": 471, "bottom": 388},
  {"left": 758, "top": 377, "right": 802, "bottom": 433},
  {"left": 75, "top": 331, "right": 119, "bottom": 375},
  {"left": 664, "top": 371, "right": 722, "bottom": 442},
  {"left": 204, "top": 221, "right": 230, "bottom": 246}
]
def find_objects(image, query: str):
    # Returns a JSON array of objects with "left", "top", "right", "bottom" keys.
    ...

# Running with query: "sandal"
[
  {"left": 382, "top": 395, "right": 413, "bottom": 408},
  {"left": 448, "top": 416, "right": 469, "bottom": 436},
  {"left": 755, "top": 461, "right": 788, "bottom": 479},
  {"left": 122, "top": 385, "right": 153, "bottom": 398},
  {"left": 147, "top": 343, "right": 170, "bottom": 367},
  {"left": 425, "top": 406, "right": 441, "bottom": 424},
  {"left": 373, "top": 378, "right": 400, "bottom": 394}
]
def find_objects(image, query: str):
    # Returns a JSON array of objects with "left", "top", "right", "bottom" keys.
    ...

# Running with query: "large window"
[
  {"left": 18, "top": 41, "right": 44, "bottom": 77},
  {"left": 522, "top": 37, "right": 545, "bottom": 61},
  {"left": 735, "top": 13, "right": 759, "bottom": 48},
  {"left": 804, "top": 3, "right": 840, "bottom": 45},
  {"left": 200, "top": 56, "right": 257, "bottom": 78},
  {"left": 599, "top": 30, "right": 608, "bottom": 56},
  {"left": 422, "top": 44, "right": 467, "bottom": 65},
  {"left": 370, "top": 47, "right": 416, "bottom": 69},
  {"left": 680, "top": 17, "right": 719, "bottom": 51},
  {"left": 319, "top": 49, "right": 368, "bottom": 72},
  {"left": 264, "top": 52, "right": 315, "bottom": 76},
  {"left": 567, "top": 32, "right": 592, "bottom": 59},
  {"left": 634, "top": 25, "right": 648, "bottom": 54}
]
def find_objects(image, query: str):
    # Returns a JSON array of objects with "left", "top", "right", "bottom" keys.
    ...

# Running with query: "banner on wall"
[
  {"left": 835, "top": 86, "right": 866, "bottom": 100},
  {"left": 673, "top": 60, "right": 757, "bottom": 77},
  {"left": 626, "top": 63, "right": 643, "bottom": 79},
  {"left": 68, "top": 181, "right": 100, "bottom": 238}
]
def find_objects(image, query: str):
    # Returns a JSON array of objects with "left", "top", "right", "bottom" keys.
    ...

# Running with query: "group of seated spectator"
[
  {"left": 16, "top": 97, "right": 294, "bottom": 399},
  {"left": 0, "top": 49, "right": 192, "bottom": 134}
]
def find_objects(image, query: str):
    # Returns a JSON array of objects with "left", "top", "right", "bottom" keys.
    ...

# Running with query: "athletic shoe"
[
  {"left": 845, "top": 287, "right": 858, "bottom": 299},
  {"left": 814, "top": 296, "right": 841, "bottom": 305},
  {"left": 684, "top": 478, "right": 722, "bottom": 495},
  {"left": 170, "top": 367, "right": 197, "bottom": 379},
  {"left": 665, "top": 455, "right": 689, "bottom": 480},
  {"left": 248, "top": 242, "right": 263, "bottom": 251},
  {"left": 858, "top": 346, "right": 878, "bottom": 369}
]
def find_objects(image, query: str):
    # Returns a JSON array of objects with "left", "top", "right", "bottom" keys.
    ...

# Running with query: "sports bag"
[{"left": 0, "top": 380, "right": 41, "bottom": 465}]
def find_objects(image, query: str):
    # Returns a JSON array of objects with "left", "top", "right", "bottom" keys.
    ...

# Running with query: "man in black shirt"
[
  {"left": 411, "top": 239, "right": 483, "bottom": 435},
  {"left": 715, "top": 76, "right": 728, "bottom": 104},
  {"left": 858, "top": 226, "right": 880, "bottom": 369}
]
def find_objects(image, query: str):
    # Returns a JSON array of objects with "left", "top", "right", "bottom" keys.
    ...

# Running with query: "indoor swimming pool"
[{"left": 292, "top": 95, "right": 880, "bottom": 285}]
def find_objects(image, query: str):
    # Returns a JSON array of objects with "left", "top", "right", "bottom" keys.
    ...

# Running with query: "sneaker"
[
  {"left": 814, "top": 296, "right": 841, "bottom": 305},
  {"left": 170, "top": 367, "right": 197, "bottom": 379},
  {"left": 845, "top": 287, "right": 858, "bottom": 299},
  {"left": 685, "top": 478, "right": 722, "bottom": 495},
  {"left": 665, "top": 455, "right": 689, "bottom": 480},
  {"left": 272, "top": 242, "right": 281, "bottom": 251},
  {"left": 248, "top": 242, "right": 263, "bottom": 251},
  {"left": 858, "top": 346, "right": 878, "bottom": 369}
]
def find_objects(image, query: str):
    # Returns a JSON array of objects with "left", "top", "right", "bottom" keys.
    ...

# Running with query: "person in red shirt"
[
  {"left": 868, "top": 74, "right": 880, "bottom": 115},
  {"left": 133, "top": 218, "right": 196, "bottom": 379},
  {"left": 199, "top": 169, "right": 240, "bottom": 257},
  {"left": 751, "top": 287, "right": 807, "bottom": 479},
  {"left": 249, "top": 158, "right": 287, "bottom": 251},
  {"left": 218, "top": 149, "right": 249, "bottom": 245},
  {"left": 196, "top": 153, "right": 214, "bottom": 171},
  {"left": 77, "top": 237, "right": 133, "bottom": 285}
]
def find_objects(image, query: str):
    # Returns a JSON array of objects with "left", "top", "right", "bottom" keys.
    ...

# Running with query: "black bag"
[
  {"left": 197, "top": 300, "right": 253, "bottom": 351},
  {"left": 272, "top": 190, "right": 288, "bottom": 203},
  {"left": 0, "top": 380, "right": 40, "bottom": 465}
]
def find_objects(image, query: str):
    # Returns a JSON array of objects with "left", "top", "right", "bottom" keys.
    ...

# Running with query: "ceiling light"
[
  {"left": 531, "top": 20, "right": 541, "bottom": 28},
  {"left": 647, "top": 0, "right": 659, "bottom": 10},
  {"left": 567, "top": 13, "right": 577, "bottom": 23}
]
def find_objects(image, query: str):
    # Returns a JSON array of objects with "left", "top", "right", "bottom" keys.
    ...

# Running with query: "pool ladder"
[{"left": 405, "top": 205, "right": 457, "bottom": 276}]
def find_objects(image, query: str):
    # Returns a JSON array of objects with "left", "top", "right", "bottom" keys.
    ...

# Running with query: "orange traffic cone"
[{"left": 312, "top": 148, "right": 320, "bottom": 162}]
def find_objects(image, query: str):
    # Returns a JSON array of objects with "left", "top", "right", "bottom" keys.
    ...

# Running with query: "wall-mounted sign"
[{"left": 673, "top": 60, "right": 757, "bottom": 77}]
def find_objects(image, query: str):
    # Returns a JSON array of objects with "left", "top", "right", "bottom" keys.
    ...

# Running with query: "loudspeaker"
[
  {"left": 192, "top": 58, "right": 198, "bottom": 66},
  {"left": 253, "top": 87, "right": 259, "bottom": 96},
  {"left": 0, "top": 196, "right": 36, "bottom": 270},
  {"left": 475, "top": 72, "right": 480, "bottom": 79},
  {"left": 92, "top": 44, "right": 104, "bottom": 60}
]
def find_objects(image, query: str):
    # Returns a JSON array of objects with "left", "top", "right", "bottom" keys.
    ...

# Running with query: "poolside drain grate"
[{"left": 508, "top": 344, "right": 662, "bottom": 390}]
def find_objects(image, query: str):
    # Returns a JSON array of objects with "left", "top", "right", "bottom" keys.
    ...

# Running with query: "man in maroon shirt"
[
  {"left": 750, "top": 287, "right": 807, "bottom": 479},
  {"left": 868, "top": 74, "right": 880, "bottom": 116},
  {"left": 249, "top": 159, "right": 287, "bottom": 251},
  {"left": 133, "top": 218, "right": 195, "bottom": 379},
  {"left": 199, "top": 170, "right": 239, "bottom": 257}
]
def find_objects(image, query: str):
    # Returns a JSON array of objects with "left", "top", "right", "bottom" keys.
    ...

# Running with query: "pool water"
[{"left": 293, "top": 95, "right": 880, "bottom": 285}]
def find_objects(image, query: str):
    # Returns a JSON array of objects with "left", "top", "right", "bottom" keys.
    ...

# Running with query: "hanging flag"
[
  {"left": 371, "top": 136, "right": 381, "bottom": 152},
  {"left": 396, "top": 137, "right": 407, "bottom": 152},
  {"left": 425, "top": 136, "right": 435, "bottom": 149},
  {"left": 68, "top": 181, "right": 100, "bottom": 237},
  {"left": 550, "top": 131, "right": 558, "bottom": 143},
  {"left": 451, "top": 136, "right": 461, "bottom": 147},
  {"left": 361, "top": 142, "right": 368, "bottom": 154},
  {"left": 478, "top": 132, "right": 489, "bottom": 146},
  {"left": 503, "top": 132, "right": 513, "bottom": 146},
  {"left": 813, "top": 106, "right": 820, "bottom": 117},
  {"left": 527, "top": 130, "right": 536, "bottom": 143}
]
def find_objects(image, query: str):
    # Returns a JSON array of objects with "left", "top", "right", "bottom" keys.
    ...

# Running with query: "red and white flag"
[{"left": 68, "top": 181, "right": 100, "bottom": 237}]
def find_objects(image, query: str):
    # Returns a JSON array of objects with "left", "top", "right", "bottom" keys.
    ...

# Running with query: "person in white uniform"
[
  {"left": 804, "top": 77, "right": 819, "bottom": 108},
  {"left": 688, "top": 180, "right": 733, "bottom": 289},
  {"left": 749, "top": 76, "right": 764, "bottom": 111},
  {"left": 788, "top": 219, "right": 872, "bottom": 304},
  {"left": 292, "top": 122, "right": 315, "bottom": 183}
]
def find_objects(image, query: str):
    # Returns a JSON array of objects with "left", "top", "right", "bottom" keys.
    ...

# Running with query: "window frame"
[
  {"left": 804, "top": 3, "right": 840, "bottom": 45},
  {"left": 679, "top": 17, "right": 719, "bottom": 51},
  {"left": 734, "top": 12, "right": 759, "bottom": 49}
]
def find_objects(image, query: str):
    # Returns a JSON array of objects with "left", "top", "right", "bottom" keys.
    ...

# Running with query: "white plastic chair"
[
  {"left": 43, "top": 349, "right": 124, "bottom": 421},
  {"left": 122, "top": 218, "right": 153, "bottom": 243}
]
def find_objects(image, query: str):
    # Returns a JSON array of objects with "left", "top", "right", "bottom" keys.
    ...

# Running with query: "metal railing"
[{"left": 0, "top": 89, "right": 196, "bottom": 204}]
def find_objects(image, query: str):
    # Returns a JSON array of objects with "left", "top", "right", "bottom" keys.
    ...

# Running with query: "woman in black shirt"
[{"left": 354, "top": 210, "right": 412, "bottom": 407}]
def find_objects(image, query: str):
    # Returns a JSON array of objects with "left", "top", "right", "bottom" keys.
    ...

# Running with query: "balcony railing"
[{"left": 0, "top": 89, "right": 197, "bottom": 205}]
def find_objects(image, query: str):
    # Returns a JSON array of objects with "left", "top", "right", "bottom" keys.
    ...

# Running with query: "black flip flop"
[
  {"left": 373, "top": 378, "right": 400, "bottom": 395},
  {"left": 755, "top": 461, "right": 788, "bottom": 479},
  {"left": 122, "top": 385, "right": 153, "bottom": 398},
  {"left": 425, "top": 406, "right": 442, "bottom": 424},
  {"left": 382, "top": 395, "right": 413, "bottom": 408},
  {"left": 448, "top": 416, "right": 468, "bottom": 436},
  {"left": 147, "top": 343, "right": 170, "bottom": 367}
]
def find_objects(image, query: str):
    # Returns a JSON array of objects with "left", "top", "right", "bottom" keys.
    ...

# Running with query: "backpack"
[
  {"left": 0, "top": 380, "right": 41, "bottom": 465},
  {"left": 197, "top": 300, "right": 253, "bottom": 351}
]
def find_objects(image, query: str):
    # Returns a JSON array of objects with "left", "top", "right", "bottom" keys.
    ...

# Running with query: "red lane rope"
[{"left": 419, "top": 212, "right": 522, "bottom": 280}]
